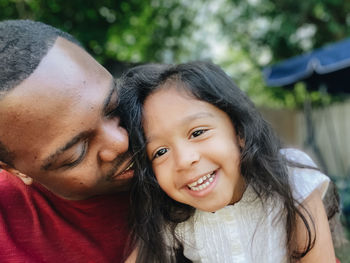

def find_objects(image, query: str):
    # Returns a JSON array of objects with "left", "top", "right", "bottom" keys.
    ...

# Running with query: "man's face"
[{"left": 0, "top": 37, "right": 133, "bottom": 200}]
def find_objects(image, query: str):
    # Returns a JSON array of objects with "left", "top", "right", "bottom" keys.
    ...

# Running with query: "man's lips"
[
  {"left": 109, "top": 160, "right": 134, "bottom": 181},
  {"left": 105, "top": 152, "right": 134, "bottom": 181},
  {"left": 117, "top": 161, "right": 134, "bottom": 178},
  {"left": 116, "top": 169, "right": 134, "bottom": 180}
]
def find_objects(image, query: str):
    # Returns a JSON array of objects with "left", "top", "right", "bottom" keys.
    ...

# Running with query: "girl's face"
[{"left": 143, "top": 85, "right": 246, "bottom": 212}]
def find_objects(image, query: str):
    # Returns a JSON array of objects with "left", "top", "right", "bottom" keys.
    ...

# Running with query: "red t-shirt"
[{"left": 0, "top": 169, "right": 130, "bottom": 263}]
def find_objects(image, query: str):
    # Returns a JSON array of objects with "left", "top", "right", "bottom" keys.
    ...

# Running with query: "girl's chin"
[{"left": 195, "top": 199, "right": 230, "bottom": 212}]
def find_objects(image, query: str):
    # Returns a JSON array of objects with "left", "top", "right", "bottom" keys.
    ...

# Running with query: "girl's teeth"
[
  {"left": 187, "top": 172, "right": 215, "bottom": 191},
  {"left": 188, "top": 181, "right": 198, "bottom": 187}
]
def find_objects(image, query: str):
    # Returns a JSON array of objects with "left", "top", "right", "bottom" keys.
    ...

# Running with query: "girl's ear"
[
  {"left": 0, "top": 161, "right": 33, "bottom": 185},
  {"left": 235, "top": 129, "right": 245, "bottom": 150},
  {"left": 238, "top": 137, "right": 245, "bottom": 149}
]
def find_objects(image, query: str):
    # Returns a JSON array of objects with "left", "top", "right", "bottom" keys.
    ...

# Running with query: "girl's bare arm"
[
  {"left": 124, "top": 247, "right": 138, "bottom": 263},
  {"left": 297, "top": 189, "right": 336, "bottom": 263}
]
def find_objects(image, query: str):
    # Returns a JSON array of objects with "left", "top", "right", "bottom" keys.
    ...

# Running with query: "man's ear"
[{"left": 0, "top": 161, "right": 33, "bottom": 185}]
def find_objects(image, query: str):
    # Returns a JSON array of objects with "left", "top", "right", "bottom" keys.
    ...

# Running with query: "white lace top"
[{"left": 175, "top": 149, "right": 330, "bottom": 263}]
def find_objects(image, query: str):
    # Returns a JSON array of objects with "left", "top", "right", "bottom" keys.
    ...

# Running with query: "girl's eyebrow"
[
  {"left": 180, "top": 112, "right": 214, "bottom": 124},
  {"left": 145, "top": 112, "right": 214, "bottom": 144}
]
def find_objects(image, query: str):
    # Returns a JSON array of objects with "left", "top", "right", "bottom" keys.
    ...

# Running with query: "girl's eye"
[
  {"left": 152, "top": 148, "right": 168, "bottom": 160},
  {"left": 190, "top": 129, "right": 207, "bottom": 138}
]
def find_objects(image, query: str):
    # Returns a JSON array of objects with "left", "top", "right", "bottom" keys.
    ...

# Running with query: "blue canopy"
[{"left": 263, "top": 38, "right": 350, "bottom": 92}]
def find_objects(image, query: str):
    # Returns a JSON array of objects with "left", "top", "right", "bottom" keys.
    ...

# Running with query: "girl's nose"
[
  {"left": 174, "top": 144, "right": 200, "bottom": 171},
  {"left": 98, "top": 117, "right": 129, "bottom": 163}
]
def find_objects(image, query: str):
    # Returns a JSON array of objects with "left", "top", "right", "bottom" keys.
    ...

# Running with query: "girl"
[{"left": 120, "top": 62, "right": 336, "bottom": 262}]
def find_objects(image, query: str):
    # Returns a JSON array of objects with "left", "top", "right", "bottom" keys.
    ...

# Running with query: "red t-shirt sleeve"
[{"left": 0, "top": 169, "right": 130, "bottom": 263}]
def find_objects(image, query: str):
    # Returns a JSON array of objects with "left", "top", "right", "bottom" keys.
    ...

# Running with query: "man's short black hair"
[
  {"left": 0, "top": 19, "right": 80, "bottom": 97},
  {"left": 0, "top": 19, "right": 81, "bottom": 166}
]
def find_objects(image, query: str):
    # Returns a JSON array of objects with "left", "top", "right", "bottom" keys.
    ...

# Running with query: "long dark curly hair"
[{"left": 118, "top": 61, "right": 315, "bottom": 262}]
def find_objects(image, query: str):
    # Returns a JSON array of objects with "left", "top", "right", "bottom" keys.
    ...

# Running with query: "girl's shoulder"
[
  {"left": 280, "top": 148, "right": 330, "bottom": 202},
  {"left": 280, "top": 148, "right": 317, "bottom": 167}
]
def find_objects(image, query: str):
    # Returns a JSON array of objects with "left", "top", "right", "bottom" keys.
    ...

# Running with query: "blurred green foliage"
[
  {"left": 1, "top": 0, "right": 349, "bottom": 107},
  {"left": 0, "top": 0, "right": 197, "bottom": 64},
  {"left": 220, "top": 0, "right": 350, "bottom": 63}
]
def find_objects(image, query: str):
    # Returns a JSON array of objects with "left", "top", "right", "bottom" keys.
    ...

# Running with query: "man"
[{"left": 0, "top": 20, "right": 133, "bottom": 262}]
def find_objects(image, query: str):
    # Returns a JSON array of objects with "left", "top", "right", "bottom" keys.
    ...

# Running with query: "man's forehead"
[
  {"left": 53, "top": 37, "right": 107, "bottom": 77},
  {"left": 2, "top": 37, "right": 112, "bottom": 102}
]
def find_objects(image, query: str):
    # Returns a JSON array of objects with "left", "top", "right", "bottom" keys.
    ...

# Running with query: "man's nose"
[{"left": 98, "top": 117, "right": 129, "bottom": 162}]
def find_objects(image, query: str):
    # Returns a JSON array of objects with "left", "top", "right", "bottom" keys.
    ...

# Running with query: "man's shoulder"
[
  {"left": 0, "top": 169, "right": 28, "bottom": 201},
  {"left": 0, "top": 169, "right": 16, "bottom": 188}
]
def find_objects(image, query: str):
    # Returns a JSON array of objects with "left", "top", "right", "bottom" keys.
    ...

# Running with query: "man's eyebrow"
[
  {"left": 41, "top": 131, "right": 92, "bottom": 171},
  {"left": 102, "top": 79, "right": 118, "bottom": 115}
]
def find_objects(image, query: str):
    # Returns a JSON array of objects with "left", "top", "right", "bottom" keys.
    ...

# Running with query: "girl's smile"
[
  {"left": 187, "top": 170, "right": 216, "bottom": 191},
  {"left": 184, "top": 169, "right": 219, "bottom": 199},
  {"left": 143, "top": 86, "right": 246, "bottom": 212}
]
